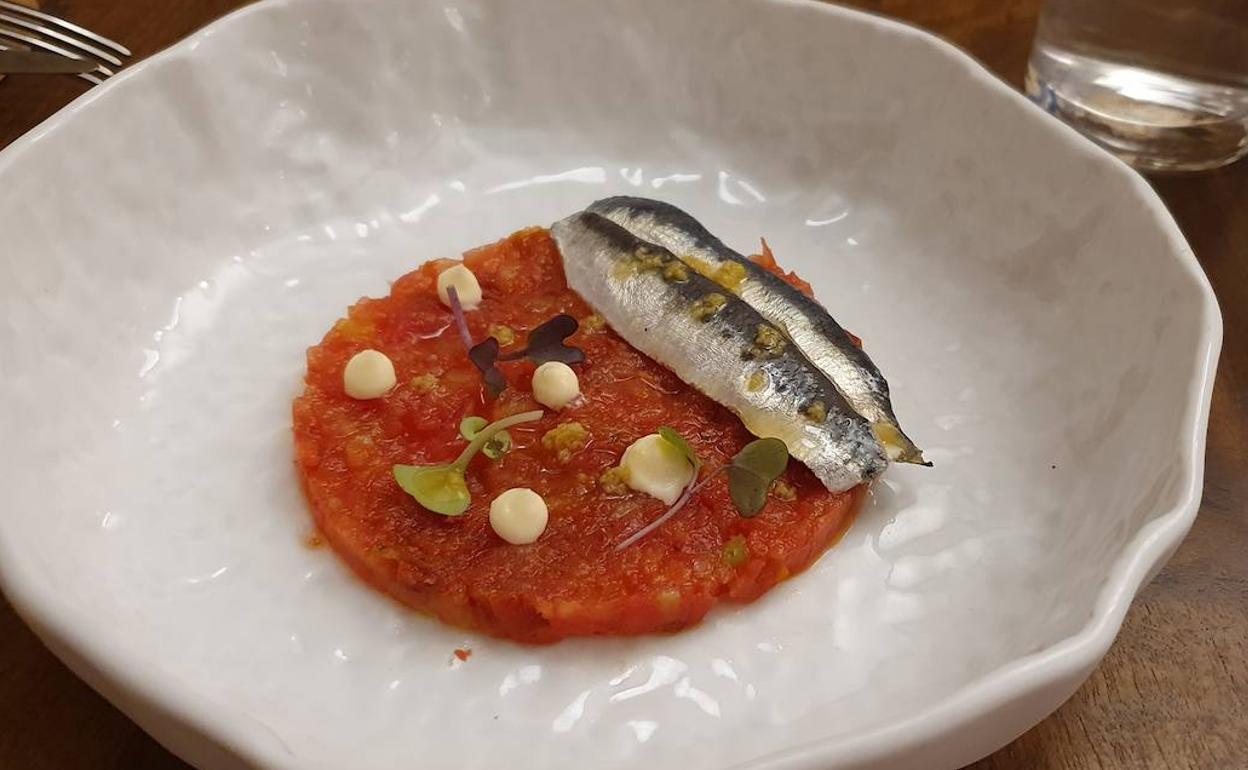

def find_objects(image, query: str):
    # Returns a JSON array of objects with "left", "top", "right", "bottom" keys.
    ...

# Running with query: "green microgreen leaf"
[
  {"left": 727, "top": 438, "right": 790, "bottom": 518},
  {"left": 459, "top": 416, "right": 488, "bottom": 440},
  {"left": 451, "top": 410, "right": 542, "bottom": 469},
  {"left": 658, "top": 426, "right": 701, "bottom": 473},
  {"left": 393, "top": 465, "right": 471, "bottom": 516},
  {"left": 394, "top": 410, "right": 543, "bottom": 516},
  {"left": 482, "top": 430, "right": 512, "bottom": 459},
  {"left": 461, "top": 415, "right": 510, "bottom": 459}
]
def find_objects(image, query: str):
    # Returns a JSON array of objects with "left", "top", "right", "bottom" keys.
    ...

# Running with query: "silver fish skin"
[
  {"left": 552, "top": 211, "right": 886, "bottom": 493},
  {"left": 587, "top": 196, "right": 928, "bottom": 465}
]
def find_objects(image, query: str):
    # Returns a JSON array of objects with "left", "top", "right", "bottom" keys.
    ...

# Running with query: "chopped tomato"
[{"left": 294, "top": 228, "right": 863, "bottom": 643}]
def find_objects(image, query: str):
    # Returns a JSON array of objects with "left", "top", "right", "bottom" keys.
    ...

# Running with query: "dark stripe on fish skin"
[{"left": 587, "top": 195, "right": 928, "bottom": 465}]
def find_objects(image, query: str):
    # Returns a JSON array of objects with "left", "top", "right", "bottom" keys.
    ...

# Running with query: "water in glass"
[{"left": 1027, "top": 0, "right": 1248, "bottom": 172}]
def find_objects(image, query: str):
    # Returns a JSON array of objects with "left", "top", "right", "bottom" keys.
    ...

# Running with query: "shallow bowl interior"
[{"left": 0, "top": 0, "right": 1218, "bottom": 769}]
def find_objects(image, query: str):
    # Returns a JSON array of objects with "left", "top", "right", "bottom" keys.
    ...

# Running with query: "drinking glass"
[{"left": 1026, "top": 0, "right": 1248, "bottom": 173}]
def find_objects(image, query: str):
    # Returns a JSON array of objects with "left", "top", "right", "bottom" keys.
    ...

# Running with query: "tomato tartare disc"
[{"left": 293, "top": 227, "right": 864, "bottom": 643}]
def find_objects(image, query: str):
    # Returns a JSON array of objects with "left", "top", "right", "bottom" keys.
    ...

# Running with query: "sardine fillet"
[
  {"left": 553, "top": 211, "right": 886, "bottom": 492},
  {"left": 588, "top": 196, "right": 927, "bottom": 465}
]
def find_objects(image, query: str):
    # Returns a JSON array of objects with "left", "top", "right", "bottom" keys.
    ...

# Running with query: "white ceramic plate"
[{"left": 0, "top": 0, "right": 1221, "bottom": 768}]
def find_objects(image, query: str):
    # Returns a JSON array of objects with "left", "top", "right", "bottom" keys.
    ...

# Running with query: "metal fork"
[{"left": 0, "top": 0, "right": 130, "bottom": 84}]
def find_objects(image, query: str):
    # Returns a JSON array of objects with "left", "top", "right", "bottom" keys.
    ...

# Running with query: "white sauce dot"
[
  {"left": 343, "top": 349, "right": 396, "bottom": 399},
  {"left": 531, "top": 361, "right": 580, "bottom": 410},
  {"left": 489, "top": 488, "right": 549, "bottom": 545},
  {"left": 620, "top": 434, "right": 694, "bottom": 505},
  {"left": 436, "top": 264, "right": 482, "bottom": 310}
]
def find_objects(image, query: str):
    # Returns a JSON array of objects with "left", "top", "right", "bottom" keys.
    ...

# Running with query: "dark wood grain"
[{"left": 1, "top": 1, "right": 1245, "bottom": 768}]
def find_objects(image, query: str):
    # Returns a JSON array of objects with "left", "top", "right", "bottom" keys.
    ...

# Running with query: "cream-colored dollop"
[
  {"left": 531, "top": 361, "right": 580, "bottom": 410},
  {"left": 343, "top": 349, "right": 396, "bottom": 400},
  {"left": 489, "top": 488, "right": 549, "bottom": 545},
  {"left": 436, "top": 264, "right": 482, "bottom": 310},
  {"left": 620, "top": 433, "right": 694, "bottom": 505}
]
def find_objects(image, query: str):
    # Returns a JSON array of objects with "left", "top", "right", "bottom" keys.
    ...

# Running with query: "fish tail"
[{"left": 872, "top": 423, "right": 931, "bottom": 466}]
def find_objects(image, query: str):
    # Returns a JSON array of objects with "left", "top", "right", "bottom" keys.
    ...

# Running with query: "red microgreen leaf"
[
  {"left": 468, "top": 337, "right": 506, "bottom": 397},
  {"left": 500, "top": 314, "right": 585, "bottom": 365},
  {"left": 466, "top": 313, "right": 585, "bottom": 398}
]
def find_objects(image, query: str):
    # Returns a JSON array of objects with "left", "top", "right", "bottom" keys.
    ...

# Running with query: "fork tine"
[
  {"left": 0, "top": 26, "right": 115, "bottom": 77},
  {"left": 0, "top": 0, "right": 129, "bottom": 57},
  {"left": 0, "top": 11, "right": 123, "bottom": 66}
]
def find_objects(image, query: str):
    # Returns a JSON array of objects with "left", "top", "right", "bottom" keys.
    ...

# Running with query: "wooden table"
[{"left": 1, "top": 1, "right": 1244, "bottom": 768}]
